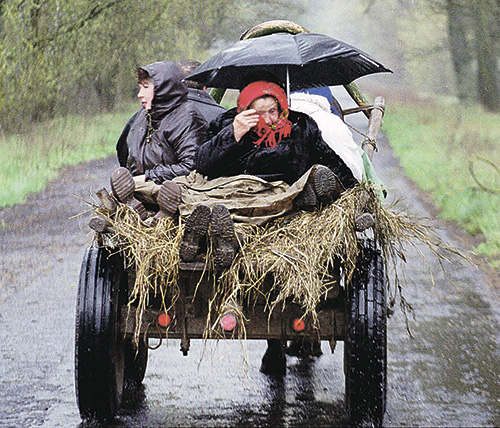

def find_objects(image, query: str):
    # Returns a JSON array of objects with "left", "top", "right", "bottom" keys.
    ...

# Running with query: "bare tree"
[
  {"left": 445, "top": 0, "right": 476, "bottom": 103},
  {"left": 472, "top": 0, "right": 500, "bottom": 112}
]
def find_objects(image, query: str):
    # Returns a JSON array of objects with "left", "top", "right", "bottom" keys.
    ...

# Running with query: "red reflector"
[
  {"left": 220, "top": 313, "right": 237, "bottom": 331},
  {"left": 158, "top": 313, "right": 171, "bottom": 328},
  {"left": 293, "top": 318, "right": 305, "bottom": 332}
]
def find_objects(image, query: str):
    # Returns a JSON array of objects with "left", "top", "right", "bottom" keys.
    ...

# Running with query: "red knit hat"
[{"left": 237, "top": 81, "right": 292, "bottom": 149}]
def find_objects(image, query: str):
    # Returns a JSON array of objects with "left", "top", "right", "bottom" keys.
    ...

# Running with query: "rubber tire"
[
  {"left": 75, "top": 246, "right": 126, "bottom": 421},
  {"left": 344, "top": 238, "right": 387, "bottom": 426},
  {"left": 124, "top": 336, "right": 148, "bottom": 388}
]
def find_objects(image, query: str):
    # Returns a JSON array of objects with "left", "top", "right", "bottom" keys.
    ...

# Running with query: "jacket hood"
[
  {"left": 289, "top": 92, "right": 331, "bottom": 115},
  {"left": 140, "top": 61, "right": 188, "bottom": 116}
]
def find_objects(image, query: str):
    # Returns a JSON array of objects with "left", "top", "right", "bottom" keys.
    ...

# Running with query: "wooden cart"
[{"left": 75, "top": 20, "right": 388, "bottom": 427}]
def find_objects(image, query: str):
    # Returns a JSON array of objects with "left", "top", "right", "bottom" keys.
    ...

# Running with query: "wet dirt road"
[{"left": 1, "top": 101, "right": 500, "bottom": 427}]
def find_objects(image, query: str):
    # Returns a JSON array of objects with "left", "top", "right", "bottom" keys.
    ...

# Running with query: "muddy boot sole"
[
  {"left": 88, "top": 214, "right": 113, "bottom": 233},
  {"left": 110, "top": 167, "right": 148, "bottom": 220},
  {"left": 180, "top": 205, "right": 211, "bottom": 262},
  {"left": 294, "top": 182, "right": 318, "bottom": 210},
  {"left": 355, "top": 212, "right": 376, "bottom": 231},
  {"left": 110, "top": 167, "right": 135, "bottom": 203},
  {"left": 127, "top": 198, "right": 148, "bottom": 220},
  {"left": 151, "top": 181, "right": 181, "bottom": 225},
  {"left": 211, "top": 204, "right": 237, "bottom": 269},
  {"left": 356, "top": 189, "right": 371, "bottom": 212},
  {"left": 313, "top": 165, "right": 342, "bottom": 205}
]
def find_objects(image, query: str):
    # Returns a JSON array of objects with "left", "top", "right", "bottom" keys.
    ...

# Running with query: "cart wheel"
[
  {"left": 344, "top": 238, "right": 387, "bottom": 426},
  {"left": 124, "top": 336, "right": 148, "bottom": 388},
  {"left": 75, "top": 246, "right": 126, "bottom": 420}
]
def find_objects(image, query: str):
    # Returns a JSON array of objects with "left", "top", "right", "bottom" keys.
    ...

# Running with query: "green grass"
[
  {"left": 0, "top": 104, "right": 136, "bottom": 207},
  {"left": 382, "top": 96, "right": 500, "bottom": 266}
]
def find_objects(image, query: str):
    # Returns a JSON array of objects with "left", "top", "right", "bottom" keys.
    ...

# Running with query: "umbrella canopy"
[{"left": 187, "top": 32, "right": 391, "bottom": 91}]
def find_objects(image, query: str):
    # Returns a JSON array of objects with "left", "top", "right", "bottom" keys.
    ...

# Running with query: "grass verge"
[
  {"left": 382, "top": 95, "right": 500, "bottom": 267},
  {"left": 0, "top": 104, "right": 135, "bottom": 207}
]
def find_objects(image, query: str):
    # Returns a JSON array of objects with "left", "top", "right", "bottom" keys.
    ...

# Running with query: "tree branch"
[
  {"left": 28, "top": 0, "right": 125, "bottom": 48},
  {"left": 469, "top": 157, "right": 500, "bottom": 195}
]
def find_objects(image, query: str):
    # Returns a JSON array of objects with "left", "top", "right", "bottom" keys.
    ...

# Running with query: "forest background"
[{"left": 1, "top": 0, "right": 499, "bottom": 266}]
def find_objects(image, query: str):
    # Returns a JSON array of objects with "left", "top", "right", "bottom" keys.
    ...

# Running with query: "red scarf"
[{"left": 237, "top": 81, "right": 292, "bottom": 149}]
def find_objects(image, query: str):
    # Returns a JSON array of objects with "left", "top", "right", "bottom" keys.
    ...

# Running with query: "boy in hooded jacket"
[{"left": 111, "top": 61, "right": 207, "bottom": 221}]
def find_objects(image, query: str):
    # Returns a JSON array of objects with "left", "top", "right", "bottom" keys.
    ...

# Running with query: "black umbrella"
[{"left": 186, "top": 32, "right": 391, "bottom": 92}]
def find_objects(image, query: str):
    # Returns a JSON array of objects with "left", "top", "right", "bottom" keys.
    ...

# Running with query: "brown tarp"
[{"left": 173, "top": 169, "right": 313, "bottom": 225}]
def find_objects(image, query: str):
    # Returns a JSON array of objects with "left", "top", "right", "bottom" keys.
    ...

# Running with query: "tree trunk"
[
  {"left": 445, "top": 0, "right": 477, "bottom": 103},
  {"left": 473, "top": 0, "right": 500, "bottom": 112}
]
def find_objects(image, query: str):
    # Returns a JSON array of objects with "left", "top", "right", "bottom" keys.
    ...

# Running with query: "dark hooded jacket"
[
  {"left": 187, "top": 88, "right": 227, "bottom": 126},
  {"left": 116, "top": 61, "right": 207, "bottom": 184},
  {"left": 195, "top": 108, "right": 358, "bottom": 189}
]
